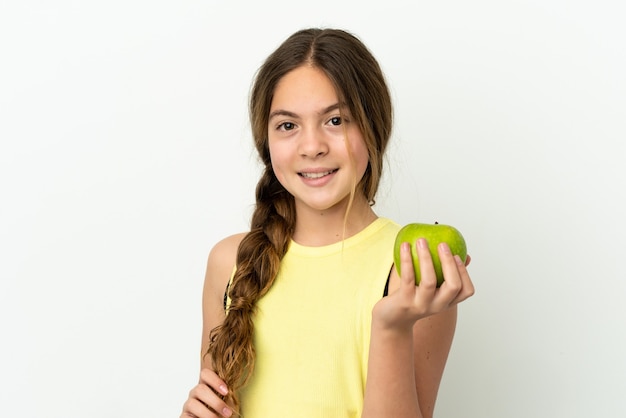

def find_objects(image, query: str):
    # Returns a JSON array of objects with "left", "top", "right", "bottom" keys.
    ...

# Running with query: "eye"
[
  {"left": 277, "top": 121, "right": 295, "bottom": 131},
  {"left": 328, "top": 116, "right": 342, "bottom": 126}
]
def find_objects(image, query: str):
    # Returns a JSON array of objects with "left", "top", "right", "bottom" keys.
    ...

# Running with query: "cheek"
[
  {"left": 268, "top": 142, "right": 288, "bottom": 184},
  {"left": 350, "top": 139, "right": 371, "bottom": 179}
]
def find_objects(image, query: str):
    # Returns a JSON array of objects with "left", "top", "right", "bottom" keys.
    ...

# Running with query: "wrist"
[
  {"left": 371, "top": 300, "right": 419, "bottom": 336},
  {"left": 370, "top": 316, "right": 414, "bottom": 343}
]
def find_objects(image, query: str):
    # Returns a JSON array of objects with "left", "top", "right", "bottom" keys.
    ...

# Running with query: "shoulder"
[
  {"left": 207, "top": 232, "right": 247, "bottom": 268},
  {"left": 204, "top": 232, "right": 247, "bottom": 292},
  {"left": 374, "top": 217, "right": 402, "bottom": 238}
]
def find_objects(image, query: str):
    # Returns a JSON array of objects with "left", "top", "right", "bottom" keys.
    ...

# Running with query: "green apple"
[{"left": 393, "top": 222, "right": 467, "bottom": 287}]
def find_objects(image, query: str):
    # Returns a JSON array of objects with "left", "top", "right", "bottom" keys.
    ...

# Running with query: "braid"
[{"left": 207, "top": 166, "right": 295, "bottom": 410}]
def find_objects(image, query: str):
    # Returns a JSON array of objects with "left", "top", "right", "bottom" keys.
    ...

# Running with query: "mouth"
[{"left": 298, "top": 169, "right": 338, "bottom": 179}]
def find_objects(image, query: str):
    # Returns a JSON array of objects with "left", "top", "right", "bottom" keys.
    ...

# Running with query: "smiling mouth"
[{"left": 299, "top": 169, "right": 337, "bottom": 179}]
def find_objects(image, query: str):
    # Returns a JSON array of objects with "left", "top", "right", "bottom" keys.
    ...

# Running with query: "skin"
[{"left": 181, "top": 65, "right": 475, "bottom": 418}]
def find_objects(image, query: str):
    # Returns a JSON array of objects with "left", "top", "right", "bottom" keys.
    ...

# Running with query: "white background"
[{"left": 1, "top": 1, "right": 625, "bottom": 417}]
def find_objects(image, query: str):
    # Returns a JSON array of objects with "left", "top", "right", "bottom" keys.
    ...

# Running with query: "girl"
[{"left": 181, "top": 28, "right": 474, "bottom": 418}]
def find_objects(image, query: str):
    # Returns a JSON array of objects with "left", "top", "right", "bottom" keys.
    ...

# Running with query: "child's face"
[{"left": 267, "top": 65, "right": 369, "bottom": 215}]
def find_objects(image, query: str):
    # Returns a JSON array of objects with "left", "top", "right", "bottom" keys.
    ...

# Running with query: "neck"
[{"left": 292, "top": 194, "right": 378, "bottom": 247}]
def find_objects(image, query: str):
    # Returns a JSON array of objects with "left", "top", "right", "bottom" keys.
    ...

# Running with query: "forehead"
[{"left": 271, "top": 66, "right": 339, "bottom": 113}]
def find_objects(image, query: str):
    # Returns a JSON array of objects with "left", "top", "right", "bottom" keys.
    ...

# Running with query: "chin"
[{"left": 297, "top": 196, "right": 352, "bottom": 214}]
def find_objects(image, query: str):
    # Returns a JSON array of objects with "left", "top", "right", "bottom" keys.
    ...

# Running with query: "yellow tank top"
[{"left": 232, "top": 217, "right": 400, "bottom": 417}]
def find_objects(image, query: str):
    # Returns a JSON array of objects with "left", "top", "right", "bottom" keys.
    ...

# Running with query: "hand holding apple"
[{"left": 393, "top": 222, "right": 467, "bottom": 287}]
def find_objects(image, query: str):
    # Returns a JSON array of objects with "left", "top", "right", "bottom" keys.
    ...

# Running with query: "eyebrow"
[{"left": 269, "top": 103, "right": 343, "bottom": 120}]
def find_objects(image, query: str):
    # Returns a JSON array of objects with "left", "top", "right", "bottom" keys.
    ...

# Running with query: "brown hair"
[{"left": 207, "top": 28, "right": 393, "bottom": 409}]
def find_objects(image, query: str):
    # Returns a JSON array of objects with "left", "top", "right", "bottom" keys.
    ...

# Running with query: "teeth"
[{"left": 301, "top": 170, "right": 334, "bottom": 179}]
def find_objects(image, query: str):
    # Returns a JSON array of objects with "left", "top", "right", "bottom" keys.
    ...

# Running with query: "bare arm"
[
  {"left": 362, "top": 239, "right": 474, "bottom": 418},
  {"left": 181, "top": 233, "right": 245, "bottom": 418},
  {"left": 411, "top": 308, "right": 457, "bottom": 418},
  {"left": 199, "top": 233, "right": 246, "bottom": 367}
]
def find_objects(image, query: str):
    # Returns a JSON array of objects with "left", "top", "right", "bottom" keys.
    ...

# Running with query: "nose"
[{"left": 298, "top": 126, "right": 329, "bottom": 158}]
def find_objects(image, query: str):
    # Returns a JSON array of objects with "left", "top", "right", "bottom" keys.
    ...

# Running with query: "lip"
[
  {"left": 298, "top": 168, "right": 338, "bottom": 179},
  {"left": 298, "top": 168, "right": 338, "bottom": 186}
]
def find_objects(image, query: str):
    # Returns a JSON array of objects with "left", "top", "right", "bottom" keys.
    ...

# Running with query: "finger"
[
  {"left": 184, "top": 398, "right": 212, "bottom": 418},
  {"left": 199, "top": 368, "right": 229, "bottom": 398},
  {"left": 188, "top": 383, "right": 233, "bottom": 418},
  {"left": 415, "top": 238, "right": 437, "bottom": 292},
  {"left": 399, "top": 241, "right": 417, "bottom": 289},
  {"left": 181, "top": 410, "right": 197, "bottom": 418},
  {"left": 452, "top": 255, "right": 475, "bottom": 304},
  {"left": 185, "top": 397, "right": 229, "bottom": 418},
  {"left": 465, "top": 254, "right": 472, "bottom": 266},
  {"left": 436, "top": 243, "right": 463, "bottom": 306}
]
